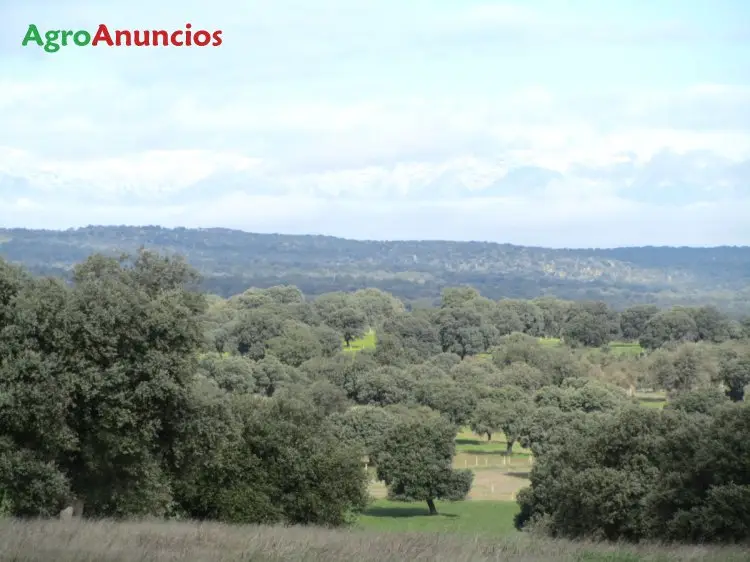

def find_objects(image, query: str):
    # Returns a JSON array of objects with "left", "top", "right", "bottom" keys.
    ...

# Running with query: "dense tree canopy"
[
  {"left": 515, "top": 402, "right": 750, "bottom": 543},
  {"left": 0, "top": 249, "right": 748, "bottom": 544}
]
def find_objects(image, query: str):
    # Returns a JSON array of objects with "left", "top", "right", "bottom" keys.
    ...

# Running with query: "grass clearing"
[
  {"left": 539, "top": 337, "right": 562, "bottom": 346},
  {"left": 608, "top": 341, "right": 644, "bottom": 356},
  {"left": 357, "top": 499, "right": 519, "bottom": 536},
  {"left": 2, "top": 518, "right": 747, "bottom": 562},
  {"left": 637, "top": 390, "right": 667, "bottom": 409},
  {"left": 344, "top": 329, "right": 377, "bottom": 352},
  {"left": 639, "top": 399, "right": 667, "bottom": 409}
]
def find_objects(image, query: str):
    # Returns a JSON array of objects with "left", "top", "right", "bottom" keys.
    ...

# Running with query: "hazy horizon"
[
  {"left": 4, "top": 223, "right": 750, "bottom": 251},
  {"left": 1, "top": 0, "right": 749, "bottom": 247}
]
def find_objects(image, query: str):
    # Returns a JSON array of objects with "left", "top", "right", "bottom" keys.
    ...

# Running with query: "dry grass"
[
  {"left": 1, "top": 518, "right": 747, "bottom": 562},
  {"left": 468, "top": 469, "right": 529, "bottom": 500}
]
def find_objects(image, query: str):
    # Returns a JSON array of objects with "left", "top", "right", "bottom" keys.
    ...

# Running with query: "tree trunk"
[
  {"left": 487, "top": 432, "right": 492, "bottom": 442},
  {"left": 506, "top": 440, "right": 514, "bottom": 456},
  {"left": 426, "top": 498, "right": 437, "bottom": 515}
]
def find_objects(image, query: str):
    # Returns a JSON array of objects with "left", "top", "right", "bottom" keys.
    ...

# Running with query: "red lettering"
[
  {"left": 133, "top": 30, "right": 150, "bottom": 46},
  {"left": 91, "top": 24, "right": 113, "bottom": 46},
  {"left": 114, "top": 30, "right": 131, "bottom": 46},
  {"left": 170, "top": 30, "right": 183, "bottom": 46},
  {"left": 193, "top": 30, "right": 211, "bottom": 46},
  {"left": 212, "top": 30, "right": 222, "bottom": 46},
  {"left": 185, "top": 23, "right": 192, "bottom": 46},
  {"left": 152, "top": 30, "right": 168, "bottom": 46}
]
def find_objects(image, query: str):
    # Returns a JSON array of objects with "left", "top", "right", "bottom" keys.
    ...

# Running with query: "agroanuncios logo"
[{"left": 21, "top": 23, "right": 223, "bottom": 53}]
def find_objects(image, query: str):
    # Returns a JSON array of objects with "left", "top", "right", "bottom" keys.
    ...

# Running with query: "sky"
[{"left": 0, "top": 0, "right": 749, "bottom": 248}]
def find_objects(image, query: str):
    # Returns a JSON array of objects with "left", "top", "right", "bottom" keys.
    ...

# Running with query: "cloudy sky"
[{"left": 0, "top": 0, "right": 749, "bottom": 247}]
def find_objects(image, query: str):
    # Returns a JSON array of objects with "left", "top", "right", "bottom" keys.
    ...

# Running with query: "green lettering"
[
  {"left": 62, "top": 30, "right": 73, "bottom": 46},
  {"left": 44, "top": 29, "right": 60, "bottom": 53},
  {"left": 73, "top": 30, "right": 91, "bottom": 46},
  {"left": 21, "top": 24, "right": 43, "bottom": 47}
]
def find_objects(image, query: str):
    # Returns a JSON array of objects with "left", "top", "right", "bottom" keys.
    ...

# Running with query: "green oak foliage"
[
  {"left": 1, "top": 247, "right": 749, "bottom": 538},
  {"left": 414, "top": 377, "right": 477, "bottom": 426},
  {"left": 175, "top": 394, "right": 369, "bottom": 525},
  {"left": 330, "top": 405, "right": 396, "bottom": 460},
  {"left": 440, "top": 286, "right": 481, "bottom": 309},
  {"left": 646, "top": 343, "right": 718, "bottom": 397},
  {"left": 664, "top": 387, "right": 729, "bottom": 415},
  {"left": 470, "top": 400, "right": 506, "bottom": 441},
  {"left": 327, "top": 307, "right": 367, "bottom": 347},
  {"left": 354, "top": 366, "right": 416, "bottom": 407},
  {"left": 300, "top": 352, "right": 378, "bottom": 400},
  {"left": 314, "top": 324, "right": 344, "bottom": 357},
  {"left": 691, "top": 305, "right": 735, "bottom": 343},
  {"left": 371, "top": 332, "right": 416, "bottom": 367},
  {"left": 482, "top": 385, "right": 533, "bottom": 455},
  {"left": 265, "top": 320, "right": 322, "bottom": 367},
  {"left": 197, "top": 353, "right": 255, "bottom": 394},
  {"left": 352, "top": 287, "right": 405, "bottom": 326},
  {"left": 533, "top": 379, "right": 632, "bottom": 414},
  {"left": 437, "top": 304, "right": 498, "bottom": 359},
  {"left": 620, "top": 304, "right": 660, "bottom": 341},
  {"left": 251, "top": 355, "right": 298, "bottom": 397},
  {"left": 498, "top": 361, "right": 551, "bottom": 392},
  {"left": 516, "top": 404, "right": 750, "bottom": 543},
  {"left": 1, "top": 251, "right": 206, "bottom": 517},
  {"left": 228, "top": 307, "right": 284, "bottom": 359},
  {"left": 304, "top": 380, "right": 352, "bottom": 417},
  {"left": 533, "top": 297, "right": 573, "bottom": 339},
  {"left": 488, "top": 300, "right": 525, "bottom": 336},
  {"left": 380, "top": 312, "right": 442, "bottom": 360},
  {"left": 718, "top": 343, "right": 750, "bottom": 402},
  {"left": 424, "top": 352, "right": 463, "bottom": 372},
  {"left": 561, "top": 301, "right": 620, "bottom": 347},
  {"left": 0, "top": 252, "right": 369, "bottom": 525},
  {"left": 374, "top": 415, "right": 473, "bottom": 515},
  {"left": 0, "top": 439, "right": 71, "bottom": 518},
  {"left": 640, "top": 308, "right": 700, "bottom": 350}
]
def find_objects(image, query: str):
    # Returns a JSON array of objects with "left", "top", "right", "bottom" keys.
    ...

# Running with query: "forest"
[
  {"left": 1, "top": 249, "right": 749, "bottom": 561},
  {"left": 2, "top": 225, "right": 750, "bottom": 313}
]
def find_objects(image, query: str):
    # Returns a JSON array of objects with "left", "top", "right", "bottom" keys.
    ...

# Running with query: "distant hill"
[{"left": 1, "top": 226, "right": 749, "bottom": 313}]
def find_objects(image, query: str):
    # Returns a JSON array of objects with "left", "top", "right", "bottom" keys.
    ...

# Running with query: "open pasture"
[{"left": 357, "top": 499, "right": 519, "bottom": 536}]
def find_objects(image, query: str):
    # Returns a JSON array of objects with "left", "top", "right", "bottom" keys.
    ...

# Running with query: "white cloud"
[{"left": 0, "top": 1, "right": 749, "bottom": 246}]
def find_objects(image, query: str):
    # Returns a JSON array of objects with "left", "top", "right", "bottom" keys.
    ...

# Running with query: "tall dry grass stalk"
[{"left": 0, "top": 518, "right": 747, "bottom": 562}]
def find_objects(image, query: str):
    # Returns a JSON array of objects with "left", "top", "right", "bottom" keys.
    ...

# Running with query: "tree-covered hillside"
[{"left": 1, "top": 226, "right": 749, "bottom": 312}]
